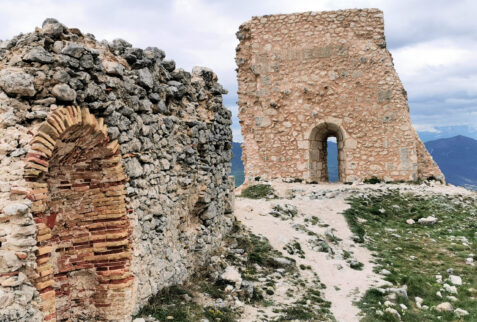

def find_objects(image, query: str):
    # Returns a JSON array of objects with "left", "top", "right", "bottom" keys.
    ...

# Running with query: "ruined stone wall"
[
  {"left": 0, "top": 19, "right": 233, "bottom": 321},
  {"left": 236, "top": 9, "right": 443, "bottom": 183}
]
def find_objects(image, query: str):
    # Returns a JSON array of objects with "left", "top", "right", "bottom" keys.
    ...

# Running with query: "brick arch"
[
  {"left": 24, "top": 107, "right": 134, "bottom": 321},
  {"left": 308, "top": 122, "right": 346, "bottom": 183}
]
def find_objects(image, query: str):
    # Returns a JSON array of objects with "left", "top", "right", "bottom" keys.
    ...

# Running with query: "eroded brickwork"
[
  {"left": 25, "top": 107, "right": 133, "bottom": 320},
  {"left": 236, "top": 9, "right": 443, "bottom": 183},
  {"left": 0, "top": 19, "right": 233, "bottom": 321}
]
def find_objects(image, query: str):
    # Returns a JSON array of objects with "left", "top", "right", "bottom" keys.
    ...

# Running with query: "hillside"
[
  {"left": 231, "top": 136, "right": 477, "bottom": 189},
  {"left": 137, "top": 182, "right": 477, "bottom": 321},
  {"left": 425, "top": 135, "right": 477, "bottom": 189}
]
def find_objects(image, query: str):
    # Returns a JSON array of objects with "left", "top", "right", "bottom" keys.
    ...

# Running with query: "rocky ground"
[{"left": 136, "top": 180, "right": 476, "bottom": 322}]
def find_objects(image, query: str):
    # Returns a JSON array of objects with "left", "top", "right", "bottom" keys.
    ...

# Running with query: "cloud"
[
  {"left": 0, "top": 0, "right": 476, "bottom": 141},
  {"left": 413, "top": 124, "right": 441, "bottom": 133}
]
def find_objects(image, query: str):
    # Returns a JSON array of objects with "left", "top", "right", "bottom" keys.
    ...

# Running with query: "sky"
[{"left": 1, "top": 0, "right": 476, "bottom": 142}]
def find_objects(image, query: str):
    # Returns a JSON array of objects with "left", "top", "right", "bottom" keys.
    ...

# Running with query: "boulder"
[
  {"left": 435, "top": 302, "right": 453, "bottom": 312},
  {"left": 0, "top": 69, "right": 36, "bottom": 97}
]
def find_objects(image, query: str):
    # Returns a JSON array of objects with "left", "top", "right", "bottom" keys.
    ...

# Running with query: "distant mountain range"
[
  {"left": 231, "top": 136, "right": 477, "bottom": 189},
  {"left": 425, "top": 135, "right": 477, "bottom": 189}
]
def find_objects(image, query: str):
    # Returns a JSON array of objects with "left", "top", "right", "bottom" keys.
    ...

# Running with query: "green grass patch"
[
  {"left": 241, "top": 184, "right": 275, "bottom": 199},
  {"left": 344, "top": 191, "right": 477, "bottom": 321}
]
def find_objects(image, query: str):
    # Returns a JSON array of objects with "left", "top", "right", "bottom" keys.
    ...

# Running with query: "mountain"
[
  {"left": 230, "top": 136, "right": 477, "bottom": 189},
  {"left": 425, "top": 135, "right": 477, "bottom": 189},
  {"left": 231, "top": 142, "right": 245, "bottom": 186}
]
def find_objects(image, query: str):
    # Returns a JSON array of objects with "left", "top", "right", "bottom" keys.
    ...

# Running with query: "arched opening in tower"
[
  {"left": 309, "top": 123, "right": 345, "bottom": 183},
  {"left": 326, "top": 136, "right": 339, "bottom": 182},
  {"left": 25, "top": 107, "right": 134, "bottom": 321}
]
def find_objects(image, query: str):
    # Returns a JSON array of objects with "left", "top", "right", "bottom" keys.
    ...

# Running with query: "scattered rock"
[
  {"left": 405, "top": 219, "right": 415, "bottom": 225},
  {"left": 418, "top": 216, "right": 437, "bottom": 225},
  {"left": 443, "top": 283, "right": 457, "bottom": 294},
  {"left": 220, "top": 266, "right": 242, "bottom": 288},
  {"left": 415, "top": 296, "right": 423, "bottom": 308},
  {"left": 454, "top": 308, "right": 469, "bottom": 317},
  {"left": 449, "top": 275, "right": 462, "bottom": 286},
  {"left": 435, "top": 302, "right": 453, "bottom": 312},
  {"left": 380, "top": 269, "right": 391, "bottom": 275},
  {"left": 273, "top": 257, "right": 292, "bottom": 266},
  {"left": 447, "top": 295, "right": 458, "bottom": 302},
  {"left": 384, "top": 307, "right": 401, "bottom": 320}
]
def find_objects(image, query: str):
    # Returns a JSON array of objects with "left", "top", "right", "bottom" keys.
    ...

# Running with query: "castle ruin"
[
  {"left": 0, "top": 19, "right": 233, "bottom": 321},
  {"left": 236, "top": 9, "right": 444, "bottom": 183}
]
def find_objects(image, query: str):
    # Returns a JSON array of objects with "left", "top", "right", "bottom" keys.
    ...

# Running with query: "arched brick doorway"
[
  {"left": 24, "top": 107, "right": 134, "bottom": 321},
  {"left": 309, "top": 122, "right": 345, "bottom": 183}
]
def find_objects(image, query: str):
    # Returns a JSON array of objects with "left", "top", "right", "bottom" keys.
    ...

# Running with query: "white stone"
[
  {"left": 454, "top": 308, "right": 469, "bottom": 317},
  {"left": 443, "top": 283, "right": 458, "bottom": 294},
  {"left": 221, "top": 266, "right": 242, "bottom": 288},
  {"left": 435, "top": 302, "right": 453, "bottom": 312},
  {"left": 380, "top": 269, "right": 391, "bottom": 275},
  {"left": 384, "top": 300, "right": 394, "bottom": 307},
  {"left": 399, "top": 304, "right": 407, "bottom": 310},
  {"left": 3, "top": 203, "right": 29, "bottom": 216},
  {"left": 415, "top": 296, "right": 423, "bottom": 308},
  {"left": 406, "top": 219, "right": 415, "bottom": 225},
  {"left": 449, "top": 275, "right": 462, "bottom": 286},
  {"left": 447, "top": 295, "right": 458, "bottom": 302},
  {"left": 384, "top": 307, "right": 401, "bottom": 320},
  {"left": 418, "top": 216, "right": 437, "bottom": 225}
]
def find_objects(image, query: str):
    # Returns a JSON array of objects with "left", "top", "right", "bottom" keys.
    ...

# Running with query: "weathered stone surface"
[
  {"left": 103, "top": 60, "right": 125, "bottom": 76},
  {"left": 0, "top": 250, "right": 22, "bottom": 273},
  {"left": 236, "top": 9, "right": 444, "bottom": 184},
  {"left": 0, "top": 69, "right": 36, "bottom": 97},
  {"left": 23, "top": 46, "right": 54, "bottom": 63},
  {"left": 0, "top": 17, "right": 233, "bottom": 321},
  {"left": 51, "top": 83, "right": 76, "bottom": 101},
  {"left": 2, "top": 203, "right": 29, "bottom": 216}
]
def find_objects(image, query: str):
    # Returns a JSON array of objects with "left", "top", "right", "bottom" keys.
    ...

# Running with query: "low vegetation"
[
  {"left": 240, "top": 184, "right": 275, "bottom": 199},
  {"left": 344, "top": 192, "right": 476, "bottom": 321}
]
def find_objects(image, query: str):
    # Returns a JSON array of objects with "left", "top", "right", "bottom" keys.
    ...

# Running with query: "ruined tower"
[
  {"left": 0, "top": 19, "right": 233, "bottom": 321},
  {"left": 236, "top": 9, "right": 443, "bottom": 183}
]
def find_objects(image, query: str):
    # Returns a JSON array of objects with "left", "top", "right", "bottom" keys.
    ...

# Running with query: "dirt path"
[
  {"left": 234, "top": 181, "right": 474, "bottom": 321},
  {"left": 235, "top": 187, "right": 378, "bottom": 321}
]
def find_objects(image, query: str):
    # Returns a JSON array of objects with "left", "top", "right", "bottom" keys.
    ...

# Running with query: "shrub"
[{"left": 241, "top": 184, "right": 275, "bottom": 199}]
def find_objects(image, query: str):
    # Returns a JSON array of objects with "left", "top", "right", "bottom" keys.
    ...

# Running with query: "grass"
[
  {"left": 135, "top": 286, "right": 203, "bottom": 321},
  {"left": 276, "top": 282, "right": 334, "bottom": 321},
  {"left": 363, "top": 176, "right": 382, "bottom": 184},
  {"left": 343, "top": 191, "right": 477, "bottom": 321},
  {"left": 241, "top": 184, "right": 275, "bottom": 199}
]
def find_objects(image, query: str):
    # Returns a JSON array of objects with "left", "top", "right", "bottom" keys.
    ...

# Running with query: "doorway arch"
[
  {"left": 24, "top": 107, "right": 133, "bottom": 321},
  {"left": 309, "top": 122, "right": 345, "bottom": 183}
]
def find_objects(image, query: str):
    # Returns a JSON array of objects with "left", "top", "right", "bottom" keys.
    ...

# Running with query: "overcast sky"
[{"left": 1, "top": 0, "right": 476, "bottom": 142}]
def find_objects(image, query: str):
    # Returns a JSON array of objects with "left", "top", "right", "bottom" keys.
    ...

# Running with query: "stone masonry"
[
  {"left": 0, "top": 19, "right": 233, "bottom": 321},
  {"left": 236, "top": 9, "right": 444, "bottom": 183}
]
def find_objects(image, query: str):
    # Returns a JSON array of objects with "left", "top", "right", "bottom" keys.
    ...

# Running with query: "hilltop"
[{"left": 136, "top": 181, "right": 476, "bottom": 321}]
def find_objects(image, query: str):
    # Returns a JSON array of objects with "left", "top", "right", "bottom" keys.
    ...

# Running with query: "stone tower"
[{"left": 236, "top": 9, "right": 443, "bottom": 183}]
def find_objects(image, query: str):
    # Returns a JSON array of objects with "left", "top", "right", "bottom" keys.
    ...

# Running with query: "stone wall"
[
  {"left": 0, "top": 19, "right": 233, "bottom": 321},
  {"left": 236, "top": 9, "right": 443, "bottom": 183}
]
